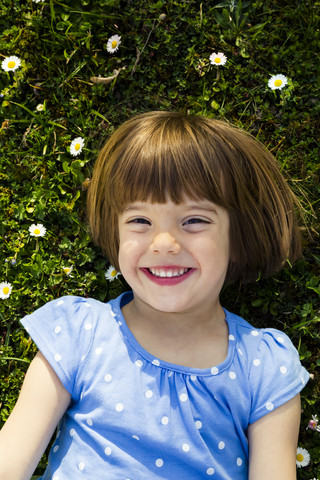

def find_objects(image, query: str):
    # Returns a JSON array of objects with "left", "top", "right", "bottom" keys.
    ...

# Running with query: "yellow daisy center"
[
  {"left": 111, "top": 41, "right": 118, "bottom": 49},
  {"left": 296, "top": 454, "right": 304, "bottom": 462},
  {"left": 64, "top": 268, "right": 70, "bottom": 273},
  {"left": 7, "top": 61, "right": 16, "bottom": 69},
  {"left": 111, "top": 270, "right": 117, "bottom": 277},
  {"left": 75, "top": 143, "right": 81, "bottom": 151},
  {"left": 215, "top": 58, "right": 221, "bottom": 64},
  {"left": 274, "top": 79, "right": 282, "bottom": 87},
  {"left": 3, "top": 287, "right": 9, "bottom": 295},
  {"left": 34, "top": 228, "right": 40, "bottom": 235}
]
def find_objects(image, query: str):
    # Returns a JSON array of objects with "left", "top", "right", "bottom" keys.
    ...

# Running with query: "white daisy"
[
  {"left": 107, "top": 35, "right": 121, "bottom": 54},
  {"left": 105, "top": 266, "right": 121, "bottom": 282},
  {"left": 209, "top": 52, "right": 227, "bottom": 66},
  {"left": 268, "top": 74, "right": 288, "bottom": 90},
  {"left": 296, "top": 447, "right": 310, "bottom": 468},
  {"left": 33, "top": 0, "right": 45, "bottom": 3},
  {"left": 29, "top": 223, "right": 46, "bottom": 237},
  {"left": 36, "top": 103, "right": 44, "bottom": 111},
  {"left": 70, "top": 137, "right": 84, "bottom": 156},
  {"left": 62, "top": 265, "right": 73, "bottom": 276},
  {"left": 0, "top": 282, "right": 12, "bottom": 299},
  {"left": 1, "top": 56, "right": 21, "bottom": 72}
]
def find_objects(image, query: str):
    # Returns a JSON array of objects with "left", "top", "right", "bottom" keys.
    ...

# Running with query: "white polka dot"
[
  {"left": 118, "top": 320, "right": 122, "bottom": 326},
  {"left": 190, "top": 375, "right": 197, "bottom": 381},
  {"left": 251, "top": 330, "right": 259, "bottom": 336},
  {"left": 182, "top": 443, "right": 190, "bottom": 452},
  {"left": 95, "top": 347, "right": 103, "bottom": 355},
  {"left": 266, "top": 401, "right": 274, "bottom": 411},
  {"left": 104, "top": 373, "right": 112, "bottom": 382},
  {"left": 132, "top": 434, "right": 140, "bottom": 440},
  {"left": 155, "top": 458, "right": 163, "bottom": 467},
  {"left": 84, "top": 302, "right": 91, "bottom": 308},
  {"left": 79, "top": 462, "right": 85, "bottom": 471},
  {"left": 135, "top": 360, "right": 143, "bottom": 367},
  {"left": 84, "top": 323, "right": 92, "bottom": 330},
  {"left": 229, "top": 371, "right": 236, "bottom": 380},
  {"left": 145, "top": 390, "right": 153, "bottom": 398},
  {"left": 81, "top": 355, "right": 86, "bottom": 362},
  {"left": 301, "top": 376, "right": 305, "bottom": 385},
  {"left": 218, "top": 441, "right": 225, "bottom": 450},
  {"left": 238, "top": 348, "right": 243, "bottom": 356},
  {"left": 195, "top": 420, "right": 202, "bottom": 429},
  {"left": 211, "top": 366, "right": 219, "bottom": 375},
  {"left": 54, "top": 326, "right": 61, "bottom": 334},
  {"left": 237, "top": 457, "right": 243, "bottom": 466},
  {"left": 229, "top": 334, "right": 235, "bottom": 341},
  {"left": 207, "top": 467, "right": 215, "bottom": 475},
  {"left": 110, "top": 309, "right": 116, "bottom": 317},
  {"left": 57, "top": 300, "right": 64, "bottom": 306},
  {"left": 86, "top": 418, "right": 93, "bottom": 426},
  {"left": 280, "top": 366, "right": 287, "bottom": 374},
  {"left": 116, "top": 403, "right": 124, "bottom": 412},
  {"left": 54, "top": 354, "right": 61, "bottom": 362},
  {"left": 277, "top": 336, "right": 284, "bottom": 344},
  {"left": 70, "top": 428, "right": 75, "bottom": 436},
  {"left": 180, "top": 393, "right": 188, "bottom": 402},
  {"left": 168, "top": 371, "right": 173, "bottom": 377},
  {"left": 152, "top": 359, "right": 160, "bottom": 366},
  {"left": 56, "top": 430, "right": 61, "bottom": 438},
  {"left": 161, "top": 416, "right": 169, "bottom": 425},
  {"left": 53, "top": 445, "right": 59, "bottom": 453},
  {"left": 105, "top": 447, "right": 112, "bottom": 456},
  {"left": 253, "top": 359, "right": 261, "bottom": 366}
]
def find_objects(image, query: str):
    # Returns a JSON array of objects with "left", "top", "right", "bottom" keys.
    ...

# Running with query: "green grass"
[{"left": 0, "top": 0, "right": 319, "bottom": 477}]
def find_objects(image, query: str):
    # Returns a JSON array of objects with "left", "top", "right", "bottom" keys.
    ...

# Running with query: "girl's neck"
[{"left": 121, "top": 296, "right": 229, "bottom": 369}]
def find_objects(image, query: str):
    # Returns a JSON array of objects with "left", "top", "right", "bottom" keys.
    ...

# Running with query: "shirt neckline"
[{"left": 111, "top": 291, "right": 236, "bottom": 377}]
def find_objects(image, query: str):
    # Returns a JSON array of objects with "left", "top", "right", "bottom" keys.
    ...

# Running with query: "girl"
[{"left": 0, "top": 111, "right": 309, "bottom": 479}]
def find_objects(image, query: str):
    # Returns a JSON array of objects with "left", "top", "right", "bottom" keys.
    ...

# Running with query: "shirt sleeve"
[
  {"left": 248, "top": 328, "right": 310, "bottom": 424},
  {"left": 20, "top": 296, "right": 94, "bottom": 396}
]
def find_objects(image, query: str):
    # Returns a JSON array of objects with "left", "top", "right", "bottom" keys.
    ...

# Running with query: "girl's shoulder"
[{"left": 20, "top": 294, "right": 121, "bottom": 395}]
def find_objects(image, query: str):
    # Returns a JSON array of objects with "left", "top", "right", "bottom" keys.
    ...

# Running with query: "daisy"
[
  {"left": 209, "top": 52, "right": 227, "bottom": 66},
  {"left": 62, "top": 265, "right": 73, "bottom": 276},
  {"left": 1, "top": 56, "right": 21, "bottom": 72},
  {"left": 29, "top": 223, "right": 46, "bottom": 237},
  {"left": 0, "top": 282, "right": 12, "bottom": 299},
  {"left": 268, "top": 74, "right": 288, "bottom": 90},
  {"left": 70, "top": 137, "right": 84, "bottom": 156},
  {"left": 105, "top": 266, "right": 121, "bottom": 282},
  {"left": 296, "top": 447, "right": 310, "bottom": 468},
  {"left": 107, "top": 35, "right": 121, "bottom": 54},
  {"left": 307, "top": 414, "right": 320, "bottom": 432},
  {"left": 33, "top": 0, "right": 45, "bottom": 3},
  {"left": 36, "top": 103, "right": 44, "bottom": 111}
]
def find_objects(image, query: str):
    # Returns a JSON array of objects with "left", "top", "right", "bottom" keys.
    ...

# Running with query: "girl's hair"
[{"left": 87, "top": 111, "right": 301, "bottom": 284}]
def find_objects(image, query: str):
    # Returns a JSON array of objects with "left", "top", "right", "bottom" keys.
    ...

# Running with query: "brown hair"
[{"left": 87, "top": 111, "right": 301, "bottom": 284}]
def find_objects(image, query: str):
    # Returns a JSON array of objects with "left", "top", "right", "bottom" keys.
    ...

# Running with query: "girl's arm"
[
  {"left": 0, "top": 351, "right": 71, "bottom": 480},
  {"left": 248, "top": 394, "right": 301, "bottom": 480}
]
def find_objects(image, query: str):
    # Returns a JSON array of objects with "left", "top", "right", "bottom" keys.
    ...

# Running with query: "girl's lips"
[{"left": 140, "top": 267, "right": 195, "bottom": 285}]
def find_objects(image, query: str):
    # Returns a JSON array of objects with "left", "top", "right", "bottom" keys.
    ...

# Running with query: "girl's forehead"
[{"left": 121, "top": 196, "right": 225, "bottom": 215}]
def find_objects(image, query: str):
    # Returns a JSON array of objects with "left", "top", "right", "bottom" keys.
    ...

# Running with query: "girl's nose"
[{"left": 150, "top": 232, "right": 181, "bottom": 254}]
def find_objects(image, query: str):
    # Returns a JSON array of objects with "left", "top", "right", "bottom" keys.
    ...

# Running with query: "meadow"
[{"left": 0, "top": 0, "right": 319, "bottom": 477}]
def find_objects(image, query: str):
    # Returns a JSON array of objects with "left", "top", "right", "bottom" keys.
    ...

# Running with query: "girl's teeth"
[{"left": 149, "top": 268, "right": 189, "bottom": 277}]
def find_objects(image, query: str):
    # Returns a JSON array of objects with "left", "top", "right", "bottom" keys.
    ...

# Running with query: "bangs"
[{"left": 106, "top": 113, "right": 228, "bottom": 211}]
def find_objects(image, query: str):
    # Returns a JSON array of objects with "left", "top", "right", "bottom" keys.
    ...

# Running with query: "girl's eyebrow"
[{"left": 122, "top": 204, "right": 219, "bottom": 214}]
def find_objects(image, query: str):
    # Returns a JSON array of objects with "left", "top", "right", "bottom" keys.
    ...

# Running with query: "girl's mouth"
[
  {"left": 148, "top": 267, "right": 190, "bottom": 278},
  {"left": 141, "top": 267, "right": 194, "bottom": 285}
]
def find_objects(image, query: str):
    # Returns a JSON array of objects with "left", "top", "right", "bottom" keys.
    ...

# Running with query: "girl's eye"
[
  {"left": 183, "top": 218, "right": 210, "bottom": 225},
  {"left": 128, "top": 218, "right": 151, "bottom": 225}
]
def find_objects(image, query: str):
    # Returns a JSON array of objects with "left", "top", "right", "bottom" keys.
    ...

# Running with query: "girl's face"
[{"left": 118, "top": 196, "right": 230, "bottom": 316}]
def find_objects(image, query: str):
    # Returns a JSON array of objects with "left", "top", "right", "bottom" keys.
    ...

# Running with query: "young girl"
[{"left": 0, "top": 111, "right": 309, "bottom": 479}]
